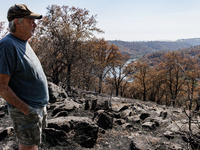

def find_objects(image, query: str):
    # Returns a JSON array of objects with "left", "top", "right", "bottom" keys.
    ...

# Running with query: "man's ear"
[{"left": 14, "top": 18, "right": 20, "bottom": 26}]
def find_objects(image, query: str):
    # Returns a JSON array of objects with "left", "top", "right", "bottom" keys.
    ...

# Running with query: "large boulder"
[
  {"left": 47, "top": 116, "right": 99, "bottom": 148},
  {"left": 43, "top": 128, "right": 68, "bottom": 145},
  {"left": 93, "top": 110, "right": 113, "bottom": 129},
  {"left": 52, "top": 98, "right": 81, "bottom": 116},
  {"left": 48, "top": 82, "right": 68, "bottom": 103}
]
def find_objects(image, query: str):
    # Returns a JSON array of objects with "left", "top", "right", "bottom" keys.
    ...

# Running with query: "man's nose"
[{"left": 33, "top": 22, "right": 37, "bottom": 27}]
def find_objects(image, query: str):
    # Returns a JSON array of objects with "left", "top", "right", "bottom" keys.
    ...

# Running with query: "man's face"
[{"left": 17, "top": 18, "right": 37, "bottom": 40}]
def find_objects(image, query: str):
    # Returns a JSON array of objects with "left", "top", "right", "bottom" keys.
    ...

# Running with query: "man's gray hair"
[{"left": 9, "top": 18, "right": 24, "bottom": 33}]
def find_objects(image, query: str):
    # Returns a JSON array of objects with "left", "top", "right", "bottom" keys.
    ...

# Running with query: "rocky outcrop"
[
  {"left": 47, "top": 116, "right": 99, "bottom": 148},
  {"left": 0, "top": 82, "right": 200, "bottom": 150},
  {"left": 48, "top": 82, "right": 68, "bottom": 103}
]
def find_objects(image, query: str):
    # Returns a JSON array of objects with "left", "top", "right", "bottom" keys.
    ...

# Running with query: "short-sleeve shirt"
[{"left": 0, "top": 33, "right": 49, "bottom": 108}]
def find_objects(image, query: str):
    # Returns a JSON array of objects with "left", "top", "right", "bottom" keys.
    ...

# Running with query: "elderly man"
[{"left": 0, "top": 4, "right": 49, "bottom": 150}]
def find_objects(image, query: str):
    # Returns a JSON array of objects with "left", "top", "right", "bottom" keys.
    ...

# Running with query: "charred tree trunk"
[{"left": 67, "top": 64, "right": 71, "bottom": 92}]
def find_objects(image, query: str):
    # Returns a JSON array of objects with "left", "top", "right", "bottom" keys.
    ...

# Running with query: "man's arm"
[{"left": 0, "top": 74, "right": 29, "bottom": 115}]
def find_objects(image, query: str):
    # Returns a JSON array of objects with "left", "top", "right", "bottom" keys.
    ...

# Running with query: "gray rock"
[
  {"left": 112, "top": 104, "right": 129, "bottom": 112},
  {"left": 159, "top": 111, "right": 168, "bottom": 119},
  {"left": 130, "top": 135, "right": 156, "bottom": 150},
  {"left": 140, "top": 113, "right": 150, "bottom": 120},
  {"left": 54, "top": 111, "right": 68, "bottom": 117},
  {"left": 0, "top": 112, "right": 5, "bottom": 118},
  {"left": 0, "top": 127, "right": 13, "bottom": 141},
  {"left": 163, "top": 142, "right": 183, "bottom": 150},
  {"left": 122, "top": 123, "right": 134, "bottom": 130},
  {"left": 164, "top": 131, "right": 174, "bottom": 140},
  {"left": 120, "top": 109, "right": 132, "bottom": 119},
  {"left": 47, "top": 116, "right": 99, "bottom": 148},
  {"left": 115, "top": 119, "right": 126, "bottom": 125},
  {"left": 43, "top": 128, "right": 68, "bottom": 145},
  {"left": 48, "top": 82, "right": 68, "bottom": 103},
  {"left": 93, "top": 110, "right": 113, "bottom": 129},
  {"left": 52, "top": 98, "right": 81, "bottom": 116},
  {"left": 142, "top": 122, "right": 156, "bottom": 130},
  {"left": 2, "top": 145, "right": 14, "bottom": 150},
  {"left": 127, "top": 115, "right": 141, "bottom": 124}
]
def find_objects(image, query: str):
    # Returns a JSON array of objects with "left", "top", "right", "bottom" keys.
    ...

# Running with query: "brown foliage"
[{"left": 30, "top": 5, "right": 103, "bottom": 91}]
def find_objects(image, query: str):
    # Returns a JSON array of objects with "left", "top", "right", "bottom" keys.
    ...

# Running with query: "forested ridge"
[
  {"left": 108, "top": 39, "right": 200, "bottom": 58},
  {"left": 141, "top": 45, "right": 200, "bottom": 64}
]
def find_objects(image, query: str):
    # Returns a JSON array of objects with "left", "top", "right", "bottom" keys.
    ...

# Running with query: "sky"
[{"left": 1, "top": 0, "right": 200, "bottom": 41}]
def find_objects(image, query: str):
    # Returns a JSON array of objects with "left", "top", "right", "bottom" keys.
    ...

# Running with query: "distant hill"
[
  {"left": 138, "top": 45, "right": 200, "bottom": 67},
  {"left": 176, "top": 38, "right": 200, "bottom": 46},
  {"left": 179, "top": 45, "right": 200, "bottom": 58},
  {"left": 108, "top": 38, "right": 200, "bottom": 58}
]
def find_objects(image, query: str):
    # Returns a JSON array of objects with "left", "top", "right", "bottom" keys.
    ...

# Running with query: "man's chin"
[{"left": 31, "top": 29, "right": 36, "bottom": 36}]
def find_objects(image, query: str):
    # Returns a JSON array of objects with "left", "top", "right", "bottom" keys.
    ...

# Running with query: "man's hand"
[{"left": 0, "top": 73, "right": 29, "bottom": 115}]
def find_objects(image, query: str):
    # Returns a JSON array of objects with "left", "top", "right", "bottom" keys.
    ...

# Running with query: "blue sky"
[{"left": 1, "top": 0, "right": 200, "bottom": 41}]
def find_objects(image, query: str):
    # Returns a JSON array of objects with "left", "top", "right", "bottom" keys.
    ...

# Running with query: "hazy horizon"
[{"left": 1, "top": 0, "right": 200, "bottom": 41}]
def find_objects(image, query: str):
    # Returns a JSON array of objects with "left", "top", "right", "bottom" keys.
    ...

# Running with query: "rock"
[
  {"left": 0, "top": 104, "right": 7, "bottom": 112},
  {"left": 43, "top": 128, "right": 68, "bottom": 145},
  {"left": 120, "top": 109, "right": 132, "bottom": 119},
  {"left": 159, "top": 111, "right": 168, "bottom": 119},
  {"left": 142, "top": 122, "right": 156, "bottom": 130},
  {"left": 172, "top": 110, "right": 181, "bottom": 115},
  {"left": 0, "top": 127, "right": 13, "bottom": 141},
  {"left": 166, "top": 120, "right": 190, "bottom": 133},
  {"left": 164, "top": 131, "right": 174, "bottom": 140},
  {"left": 48, "top": 82, "right": 68, "bottom": 103},
  {"left": 0, "top": 112, "right": 5, "bottom": 118},
  {"left": 112, "top": 104, "right": 129, "bottom": 112},
  {"left": 54, "top": 111, "right": 68, "bottom": 117},
  {"left": 133, "top": 105, "right": 145, "bottom": 113},
  {"left": 145, "top": 118, "right": 160, "bottom": 127},
  {"left": 67, "top": 87, "right": 84, "bottom": 98},
  {"left": 127, "top": 115, "right": 140, "bottom": 124},
  {"left": 115, "top": 119, "right": 126, "bottom": 125},
  {"left": 52, "top": 99, "right": 80, "bottom": 116},
  {"left": 2, "top": 145, "right": 14, "bottom": 150},
  {"left": 163, "top": 142, "right": 183, "bottom": 150},
  {"left": 93, "top": 110, "right": 113, "bottom": 129},
  {"left": 140, "top": 113, "right": 150, "bottom": 120},
  {"left": 130, "top": 141, "right": 140, "bottom": 150},
  {"left": 47, "top": 116, "right": 99, "bottom": 148},
  {"left": 0, "top": 105, "right": 6, "bottom": 111},
  {"left": 122, "top": 123, "right": 134, "bottom": 130},
  {"left": 112, "top": 112, "right": 121, "bottom": 119},
  {"left": 130, "top": 135, "right": 152, "bottom": 150}
]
